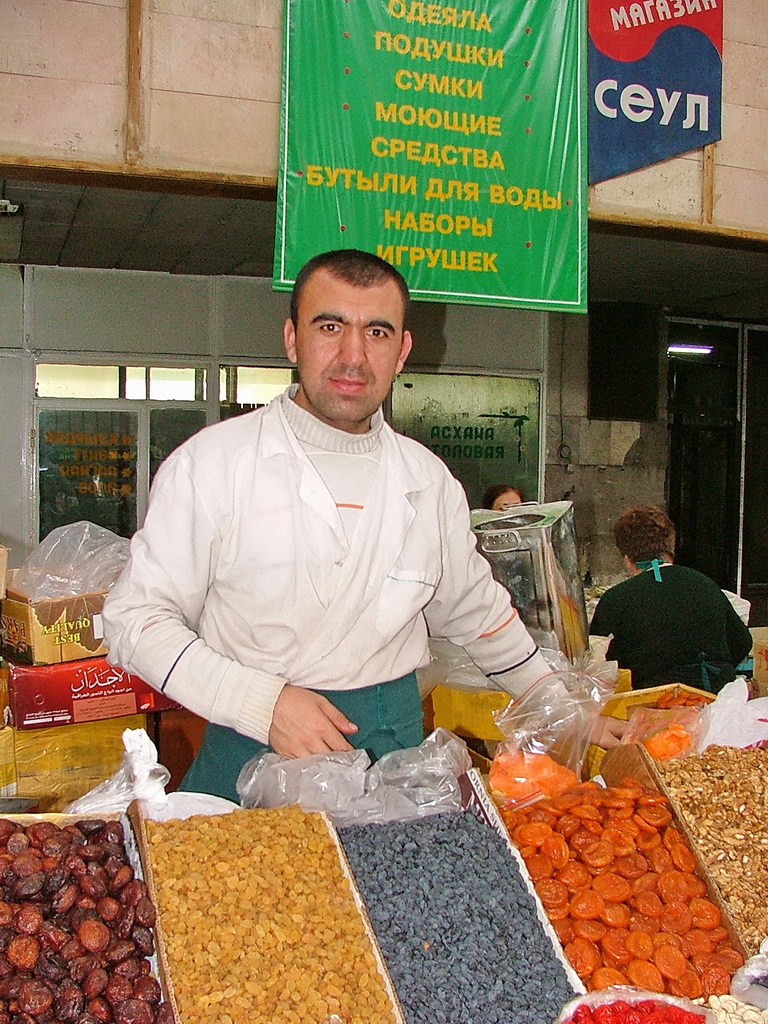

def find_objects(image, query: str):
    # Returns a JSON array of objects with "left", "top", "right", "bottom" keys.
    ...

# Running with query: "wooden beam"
[{"left": 126, "top": 0, "right": 145, "bottom": 166}]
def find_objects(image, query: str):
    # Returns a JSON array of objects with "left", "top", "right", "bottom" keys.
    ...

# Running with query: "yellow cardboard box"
[
  {"left": 0, "top": 546, "right": 8, "bottom": 600},
  {"left": 584, "top": 680, "right": 714, "bottom": 780},
  {"left": 1, "top": 570, "right": 108, "bottom": 665},
  {"left": 429, "top": 685, "right": 511, "bottom": 743},
  {"left": 750, "top": 627, "right": 768, "bottom": 697},
  {"left": 1, "top": 713, "right": 144, "bottom": 811}
]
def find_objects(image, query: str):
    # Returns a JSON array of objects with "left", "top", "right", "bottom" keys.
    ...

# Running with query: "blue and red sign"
[{"left": 588, "top": 0, "right": 722, "bottom": 184}]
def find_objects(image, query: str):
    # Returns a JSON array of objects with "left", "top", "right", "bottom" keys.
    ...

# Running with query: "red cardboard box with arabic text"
[{"left": 0, "top": 656, "right": 179, "bottom": 730}]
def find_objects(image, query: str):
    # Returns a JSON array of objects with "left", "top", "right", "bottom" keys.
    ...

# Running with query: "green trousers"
[{"left": 179, "top": 672, "right": 423, "bottom": 803}]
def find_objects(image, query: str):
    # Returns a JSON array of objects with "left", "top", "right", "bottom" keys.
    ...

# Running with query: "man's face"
[{"left": 283, "top": 267, "right": 413, "bottom": 434}]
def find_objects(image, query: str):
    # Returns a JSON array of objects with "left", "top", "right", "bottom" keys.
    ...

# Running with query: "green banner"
[{"left": 274, "top": 0, "right": 587, "bottom": 312}]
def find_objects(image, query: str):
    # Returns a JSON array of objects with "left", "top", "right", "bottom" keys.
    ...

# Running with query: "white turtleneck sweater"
[{"left": 103, "top": 387, "right": 548, "bottom": 744}]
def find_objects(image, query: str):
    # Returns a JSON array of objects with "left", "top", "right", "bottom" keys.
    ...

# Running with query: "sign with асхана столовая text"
[{"left": 273, "top": 0, "right": 587, "bottom": 312}]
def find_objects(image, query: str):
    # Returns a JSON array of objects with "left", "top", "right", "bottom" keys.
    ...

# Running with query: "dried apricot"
[
  {"left": 513, "top": 822, "right": 554, "bottom": 847},
  {"left": 581, "top": 840, "right": 616, "bottom": 869},
  {"left": 626, "top": 958, "right": 665, "bottom": 991},
  {"left": 633, "top": 891, "right": 664, "bottom": 918},
  {"left": 613, "top": 853, "right": 649, "bottom": 880},
  {"left": 600, "top": 927, "right": 632, "bottom": 966},
  {"left": 564, "top": 937, "right": 602, "bottom": 980},
  {"left": 540, "top": 834, "right": 570, "bottom": 870},
  {"left": 688, "top": 897, "right": 721, "bottom": 930},
  {"left": 629, "top": 913, "right": 661, "bottom": 935},
  {"left": 570, "top": 888, "right": 606, "bottom": 921},
  {"left": 625, "top": 930, "right": 654, "bottom": 960},
  {"left": 523, "top": 853, "right": 553, "bottom": 881},
  {"left": 653, "top": 941, "right": 688, "bottom": 980},
  {"left": 589, "top": 967, "right": 629, "bottom": 990},
  {"left": 637, "top": 804, "right": 673, "bottom": 828},
  {"left": 557, "top": 862, "right": 592, "bottom": 891},
  {"left": 660, "top": 900, "right": 694, "bottom": 936},
  {"left": 600, "top": 902, "right": 632, "bottom": 929},
  {"left": 657, "top": 870, "right": 691, "bottom": 904},
  {"left": 670, "top": 843, "right": 697, "bottom": 873},
  {"left": 592, "top": 873, "right": 632, "bottom": 903},
  {"left": 574, "top": 918, "right": 608, "bottom": 943},
  {"left": 681, "top": 929, "right": 716, "bottom": 957},
  {"left": 668, "top": 967, "right": 703, "bottom": 1000},
  {"left": 537, "top": 879, "right": 569, "bottom": 909},
  {"left": 649, "top": 847, "right": 675, "bottom": 875},
  {"left": 553, "top": 917, "right": 575, "bottom": 945},
  {"left": 700, "top": 964, "right": 731, "bottom": 998}
]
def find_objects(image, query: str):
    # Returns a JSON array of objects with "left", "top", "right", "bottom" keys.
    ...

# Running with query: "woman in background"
[
  {"left": 482, "top": 483, "right": 525, "bottom": 511},
  {"left": 590, "top": 505, "right": 752, "bottom": 692}
]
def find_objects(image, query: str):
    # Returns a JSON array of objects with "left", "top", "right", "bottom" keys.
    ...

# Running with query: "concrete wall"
[
  {"left": 1, "top": 0, "right": 767, "bottom": 240},
  {"left": 544, "top": 312, "right": 669, "bottom": 585}
]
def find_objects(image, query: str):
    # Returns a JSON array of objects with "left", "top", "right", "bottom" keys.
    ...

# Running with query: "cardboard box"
[
  {"left": 750, "top": 626, "right": 768, "bottom": 697},
  {"left": 2, "top": 713, "right": 146, "bottom": 811},
  {"left": 1, "top": 570, "right": 108, "bottom": 664},
  {"left": 0, "top": 546, "right": 8, "bottom": 600},
  {"left": 0, "top": 655, "right": 179, "bottom": 729},
  {"left": 584, "top": 681, "right": 715, "bottom": 780},
  {"left": 599, "top": 742, "right": 748, "bottom": 960},
  {"left": 430, "top": 685, "right": 511, "bottom": 742}
]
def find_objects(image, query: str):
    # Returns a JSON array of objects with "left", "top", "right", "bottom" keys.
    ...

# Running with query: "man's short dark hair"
[
  {"left": 614, "top": 505, "right": 677, "bottom": 564},
  {"left": 290, "top": 249, "right": 410, "bottom": 327}
]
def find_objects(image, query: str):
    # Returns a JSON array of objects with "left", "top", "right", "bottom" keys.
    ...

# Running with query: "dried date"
[
  {"left": 95, "top": 899, "right": 121, "bottom": 924},
  {"left": 17, "top": 977, "right": 54, "bottom": 1015},
  {"left": 82, "top": 968, "right": 108, "bottom": 1000},
  {"left": 131, "top": 977, "right": 160, "bottom": 1006},
  {"left": 54, "top": 979, "right": 85, "bottom": 1021},
  {"left": 108, "top": 867, "right": 133, "bottom": 895},
  {"left": 11, "top": 873, "right": 45, "bottom": 900},
  {"left": 87, "top": 995, "right": 113, "bottom": 1023},
  {"left": 6, "top": 936, "right": 39, "bottom": 972},
  {"left": 77, "top": 921, "right": 110, "bottom": 955},
  {"left": 130, "top": 927, "right": 153, "bottom": 958},
  {"left": 113, "top": 997, "right": 154, "bottom": 1024},
  {"left": 105, "top": 976, "right": 133, "bottom": 1006},
  {"left": 13, "top": 906, "right": 42, "bottom": 937},
  {"left": 6, "top": 834, "right": 29, "bottom": 857}
]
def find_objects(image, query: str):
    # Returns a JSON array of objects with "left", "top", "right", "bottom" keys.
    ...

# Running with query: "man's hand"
[
  {"left": 591, "top": 715, "right": 628, "bottom": 749},
  {"left": 268, "top": 684, "right": 359, "bottom": 758}
]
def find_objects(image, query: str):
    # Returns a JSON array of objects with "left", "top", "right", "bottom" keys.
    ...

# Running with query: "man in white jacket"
[{"left": 103, "top": 249, "right": 552, "bottom": 800}]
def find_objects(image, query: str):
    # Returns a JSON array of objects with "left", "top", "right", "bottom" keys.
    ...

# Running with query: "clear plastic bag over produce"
[
  {"left": 63, "top": 728, "right": 171, "bottom": 815},
  {"left": 555, "top": 986, "right": 716, "bottom": 1023},
  {"left": 730, "top": 938, "right": 768, "bottom": 1010},
  {"left": 489, "top": 658, "right": 617, "bottom": 806},
  {"left": 697, "top": 676, "right": 768, "bottom": 750},
  {"left": 236, "top": 727, "right": 472, "bottom": 827},
  {"left": 621, "top": 706, "right": 706, "bottom": 760},
  {"left": 12, "top": 520, "right": 130, "bottom": 599}
]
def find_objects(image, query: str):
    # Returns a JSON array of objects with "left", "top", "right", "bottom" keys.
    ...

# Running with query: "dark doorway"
[
  {"left": 742, "top": 326, "right": 768, "bottom": 625},
  {"left": 666, "top": 319, "right": 742, "bottom": 591}
]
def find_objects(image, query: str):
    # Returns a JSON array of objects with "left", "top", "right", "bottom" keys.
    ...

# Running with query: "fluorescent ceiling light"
[{"left": 666, "top": 344, "right": 713, "bottom": 355}]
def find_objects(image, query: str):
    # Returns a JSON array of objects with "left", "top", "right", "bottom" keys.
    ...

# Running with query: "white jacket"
[{"left": 103, "top": 392, "right": 547, "bottom": 744}]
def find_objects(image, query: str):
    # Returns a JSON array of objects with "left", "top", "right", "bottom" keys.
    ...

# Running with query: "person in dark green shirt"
[{"left": 590, "top": 505, "right": 752, "bottom": 693}]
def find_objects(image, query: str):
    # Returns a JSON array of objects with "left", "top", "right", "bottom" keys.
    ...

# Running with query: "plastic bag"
[
  {"left": 416, "top": 637, "right": 501, "bottom": 696},
  {"left": 236, "top": 727, "right": 472, "bottom": 828},
  {"left": 63, "top": 728, "right": 172, "bottom": 816},
  {"left": 12, "top": 521, "right": 130, "bottom": 600},
  {"left": 489, "top": 666, "right": 616, "bottom": 806},
  {"left": 622, "top": 707, "right": 705, "bottom": 760},
  {"left": 697, "top": 676, "right": 768, "bottom": 751},
  {"left": 555, "top": 986, "right": 715, "bottom": 1023},
  {"left": 730, "top": 937, "right": 768, "bottom": 1009}
]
